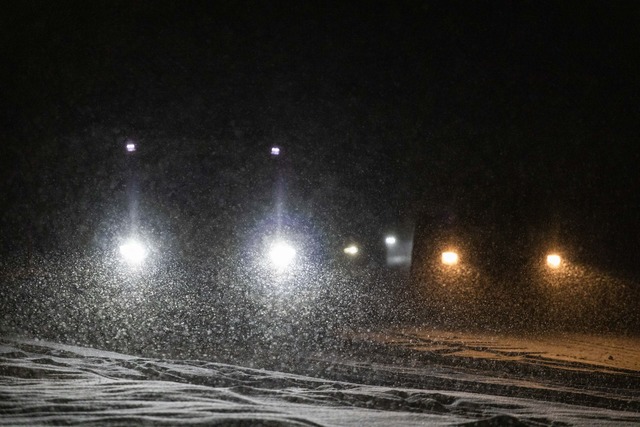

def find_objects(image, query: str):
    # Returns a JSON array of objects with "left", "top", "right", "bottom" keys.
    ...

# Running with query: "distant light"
[
  {"left": 268, "top": 241, "right": 296, "bottom": 270},
  {"left": 385, "top": 236, "right": 397, "bottom": 246},
  {"left": 344, "top": 245, "right": 359, "bottom": 256},
  {"left": 546, "top": 254, "right": 562, "bottom": 269},
  {"left": 271, "top": 146, "right": 281, "bottom": 156},
  {"left": 119, "top": 240, "right": 147, "bottom": 265},
  {"left": 126, "top": 142, "right": 136, "bottom": 152},
  {"left": 441, "top": 251, "right": 459, "bottom": 266}
]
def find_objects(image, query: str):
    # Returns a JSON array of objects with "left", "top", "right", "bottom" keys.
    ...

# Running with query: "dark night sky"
[{"left": 1, "top": 1, "right": 639, "bottom": 273}]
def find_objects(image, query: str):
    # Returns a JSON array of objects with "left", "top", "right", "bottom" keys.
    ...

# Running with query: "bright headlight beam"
[
  {"left": 441, "top": 251, "right": 459, "bottom": 266},
  {"left": 385, "top": 236, "right": 397, "bottom": 246},
  {"left": 546, "top": 254, "right": 562, "bottom": 269},
  {"left": 268, "top": 241, "right": 296, "bottom": 269},
  {"left": 119, "top": 240, "right": 147, "bottom": 265}
]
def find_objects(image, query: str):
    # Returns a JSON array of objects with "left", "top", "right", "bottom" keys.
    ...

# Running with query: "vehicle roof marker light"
[
  {"left": 441, "top": 251, "right": 459, "bottom": 266},
  {"left": 344, "top": 245, "right": 359, "bottom": 256},
  {"left": 546, "top": 254, "right": 562, "bottom": 269}
]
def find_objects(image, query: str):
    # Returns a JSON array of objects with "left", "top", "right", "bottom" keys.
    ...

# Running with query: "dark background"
[{"left": 2, "top": 1, "right": 639, "bottom": 276}]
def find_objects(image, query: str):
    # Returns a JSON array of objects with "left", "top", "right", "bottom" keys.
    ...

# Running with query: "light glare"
[
  {"left": 344, "top": 245, "right": 359, "bottom": 255},
  {"left": 271, "top": 146, "right": 280, "bottom": 156},
  {"left": 126, "top": 143, "right": 136, "bottom": 152},
  {"left": 547, "top": 254, "right": 562, "bottom": 268},
  {"left": 385, "top": 236, "right": 397, "bottom": 246},
  {"left": 441, "top": 251, "right": 459, "bottom": 266},
  {"left": 119, "top": 240, "right": 147, "bottom": 265},
  {"left": 269, "top": 241, "right": 296, "bottom": 269}
]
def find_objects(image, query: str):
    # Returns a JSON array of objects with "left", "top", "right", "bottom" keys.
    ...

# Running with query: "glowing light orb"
[
  {"left": 268, "top": 241, "right": 296, "bottom": 270},
  {"left": 271, "top": 146, "right": 281, "bottom": 156},
  {"left": 119, "top": 240, "right": 147, "bottom": 265},
  {"left": 546, "top": 254, "right": 562, "bottom": 268},
  {"left": 441, "top": 251, "right": 459, "bottom": 266},
  {"left": 344, "top": 245, "right": 359, "bottom": 256},
  {"left": 385, "top": 236, "right": 397, "bottom": 246},
  {"left": 126, "top": 143, "right": 136, "bottom": 152}
]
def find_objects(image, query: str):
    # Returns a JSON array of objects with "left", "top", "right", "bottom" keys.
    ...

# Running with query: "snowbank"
[{"left": 2, "top": 336, "right": 639, "bottom": 426}]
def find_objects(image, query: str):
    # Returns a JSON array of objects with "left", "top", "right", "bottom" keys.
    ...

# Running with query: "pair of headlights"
[
  {"left": 119, "top": 239, "right": 299, "bottom": 272},
  {"left": 440, "top": 251, "right": 563, "bottom": 269}
]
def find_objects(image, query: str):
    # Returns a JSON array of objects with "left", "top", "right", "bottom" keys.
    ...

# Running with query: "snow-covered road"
[{"left": 2, "top": 336, "right": 639, "bottom": 426}]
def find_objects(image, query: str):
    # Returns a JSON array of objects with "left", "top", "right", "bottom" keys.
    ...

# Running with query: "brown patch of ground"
[{"left": 353, "top": 327, "right": 640, "bottom": 373}]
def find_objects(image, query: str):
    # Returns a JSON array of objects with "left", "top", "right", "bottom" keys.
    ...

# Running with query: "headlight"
[
  {"left": 546, "top": 254, "right": 562, "bottom": 269},
  {"left": 441, "top": 251, "right": 459, "bottom": 266},
  {"left": 119, "top": 239, "right": 148, "bottom": 265},
  {"left": 343, "top": 245, "right": 359, "bottom": 256},
  {"left": 268, "top": 241, "right": 297, "bottom": 271}
]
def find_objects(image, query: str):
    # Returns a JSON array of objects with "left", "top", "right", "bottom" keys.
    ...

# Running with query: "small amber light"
[
  {"left": 441, "top": 251, "right": 459, "bottom": 266},
  {"left": 546, "top": 254, "right": 562, "bottom": 268}
]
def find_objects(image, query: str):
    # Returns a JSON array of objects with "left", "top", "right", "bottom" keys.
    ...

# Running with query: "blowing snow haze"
[{"left": 1, "top": 2, "right": 640, "bottom": 320}]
